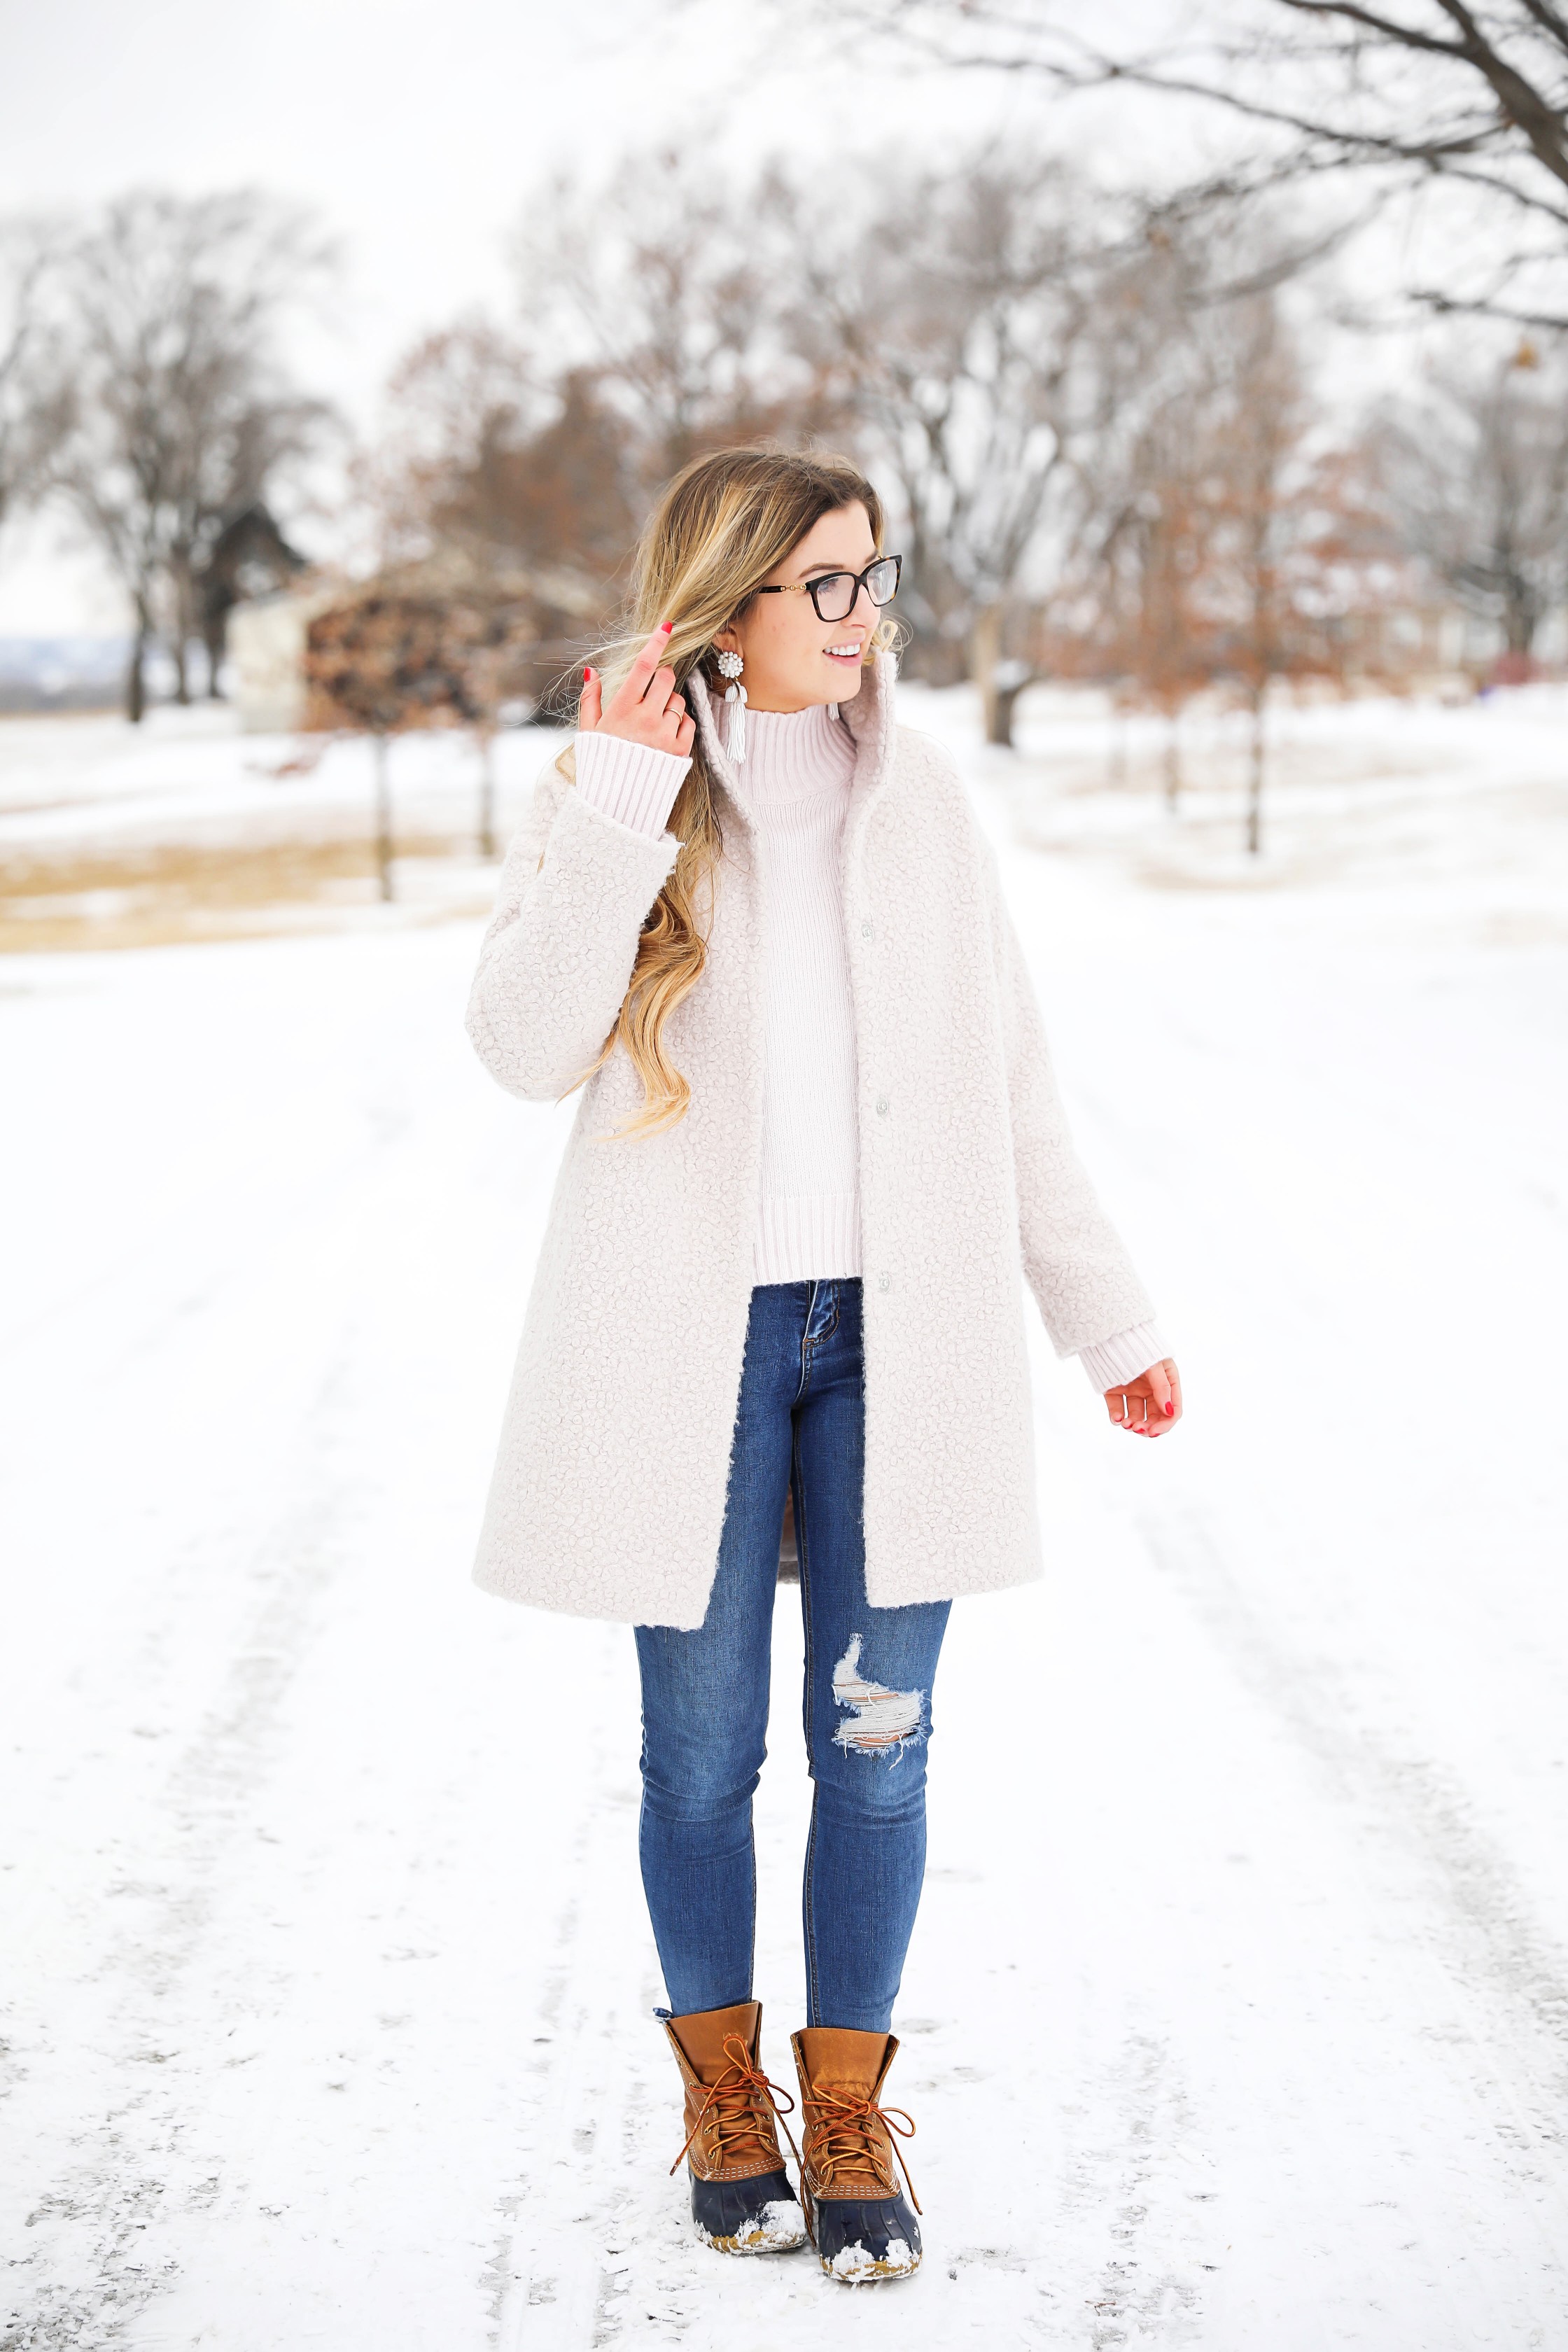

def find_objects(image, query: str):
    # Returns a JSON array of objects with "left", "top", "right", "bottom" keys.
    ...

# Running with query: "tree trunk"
[
  {"left": 373, "top": 733, "right": 394, "bottom": 903},
  {"left": 988, "top": 680, "right": 1028, "bottom": 748},
  {"left": 477, "top": 731, "right": 496, "bottom": 861},
  {"left": 1163, "top": 713, "right": 1182, "bottom": 809},
  {"left": 125, "top": 598, "right": 150, "bottom": 724},
  {"left": 203, "top": 604, "right": 229, "bottom": 699},
  {"left": 170, "top": 556, "right": 195, "bottom": 705},
  {"left": 971, "top": 604, "right": 1003, "bottom": 741},
  {"left": 1247, "top": 685, "right": 1266, "bottom": 856},
  {"left": 1503, "top": 580, "right": 1538, "bottom": 659}
]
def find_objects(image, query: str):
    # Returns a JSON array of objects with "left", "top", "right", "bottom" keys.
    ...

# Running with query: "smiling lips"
[{"left": 825, "top": 643, "right": 862, "bottom": 659}]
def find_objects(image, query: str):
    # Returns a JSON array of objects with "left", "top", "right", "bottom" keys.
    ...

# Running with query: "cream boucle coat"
[{"left": 465, "top": 652, "right": 1155, "bottom": 1629}]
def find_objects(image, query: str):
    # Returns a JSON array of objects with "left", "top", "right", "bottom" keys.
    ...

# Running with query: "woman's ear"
[{"left": 711, "top": 624, "right": 739, "bottom": 657}]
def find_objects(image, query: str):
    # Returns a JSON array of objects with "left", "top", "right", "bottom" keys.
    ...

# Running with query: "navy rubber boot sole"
[
  {"left": 689, "top": 2165, "right": 808, "bottom": 2254},
  {"left": 805, "top": 2187, "right": 923, "bottom": 2283}
]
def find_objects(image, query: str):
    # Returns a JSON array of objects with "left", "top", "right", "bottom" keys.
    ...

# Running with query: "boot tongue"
[
  {"left": 673, "top": 2000, "right": 762, "bottom": 2082},
  {"left": 803, "top": 2027, "right": 892, "bottom": 2100}
]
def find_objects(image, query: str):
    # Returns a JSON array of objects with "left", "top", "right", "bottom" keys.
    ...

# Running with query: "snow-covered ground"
[{"left": 2, "top": 687, "right": 1566, "bottom": 2349}]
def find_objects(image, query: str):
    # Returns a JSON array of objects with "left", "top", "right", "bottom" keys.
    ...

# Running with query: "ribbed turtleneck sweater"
[
  {"left": 578, "top": 699, "right": 861, "bottom": 1285},
  {"left": 571, "top": 706, "right": 1168, "bottom": 1394}
]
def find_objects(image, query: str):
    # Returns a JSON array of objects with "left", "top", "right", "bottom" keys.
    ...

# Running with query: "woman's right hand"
[{"left": 580, "top": 624, "right": 695, "bottom": 759}]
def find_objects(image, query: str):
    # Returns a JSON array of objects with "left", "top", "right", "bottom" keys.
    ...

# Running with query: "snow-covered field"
[{"left": 2, "top": 687, "right": 1566, "bottom": 2349}]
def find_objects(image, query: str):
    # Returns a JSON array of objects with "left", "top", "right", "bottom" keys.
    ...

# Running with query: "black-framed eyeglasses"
[{"left": 755, "top": 553, "right": 902, "bottom": 625}]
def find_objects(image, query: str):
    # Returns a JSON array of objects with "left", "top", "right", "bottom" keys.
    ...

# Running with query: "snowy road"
[{"left": 3, "top": 755, "right": 1567, "bottom": 2348}]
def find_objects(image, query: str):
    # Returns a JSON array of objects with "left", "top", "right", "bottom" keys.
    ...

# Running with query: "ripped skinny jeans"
[{"left": 634, "top": 1277, "right": 951, "bottom": 2033}]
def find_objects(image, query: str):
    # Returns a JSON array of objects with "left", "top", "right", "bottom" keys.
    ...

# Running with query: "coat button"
[
  {"left": 861, "top": 919, "right": 874, "bottom": 939},
  {"left": 878, "top": 1272, "right": 890, "bottom": 1292},
  {"left": 876, "top": 1095, "right": 889, "bottom": 1115}
]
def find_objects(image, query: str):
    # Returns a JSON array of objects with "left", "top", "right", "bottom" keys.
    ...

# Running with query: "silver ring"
[{"left": 1141, "top": 1396, "right": 1149, "bottom": 1424}]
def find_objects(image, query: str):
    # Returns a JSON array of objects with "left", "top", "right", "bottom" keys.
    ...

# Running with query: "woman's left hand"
[{"left": 1105, "top": 1358, "right": 1182, "bottom": 1438}]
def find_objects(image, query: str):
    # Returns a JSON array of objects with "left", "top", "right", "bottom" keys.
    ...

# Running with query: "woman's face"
[{"left": 715, "top": 502, "right": 883, "bottom": 715}]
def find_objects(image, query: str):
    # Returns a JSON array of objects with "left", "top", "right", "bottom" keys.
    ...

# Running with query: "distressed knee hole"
[{"left": 830, "top": 1634, "right": 925, "bottom": 1760}]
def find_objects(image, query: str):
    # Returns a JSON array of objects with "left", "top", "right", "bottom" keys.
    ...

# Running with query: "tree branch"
[{"left": 1271, "top": 0, "right": 1467, "bottom": 57}]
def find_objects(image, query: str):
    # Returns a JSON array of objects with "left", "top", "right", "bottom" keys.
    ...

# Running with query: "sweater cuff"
[
  {"left": 573, "top": 731, "right": 690, "bottom": 840},
  {"left": 1077, "top": 1320, "right": 1170, "bottom": 1394}
]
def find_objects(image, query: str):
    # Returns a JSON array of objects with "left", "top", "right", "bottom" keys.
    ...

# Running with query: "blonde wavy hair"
[{"left": 558, "top": 446, "right": 897, "bottom": 1141}]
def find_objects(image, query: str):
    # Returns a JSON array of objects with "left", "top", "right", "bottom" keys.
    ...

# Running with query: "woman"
[{"left": 466, "top": 448, "right": 1180, "bottom": 2287}]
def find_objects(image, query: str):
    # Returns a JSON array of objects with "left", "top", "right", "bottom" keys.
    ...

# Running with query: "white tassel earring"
[{"left": 715, "top": 648, "right": 747, "bottom": 764}]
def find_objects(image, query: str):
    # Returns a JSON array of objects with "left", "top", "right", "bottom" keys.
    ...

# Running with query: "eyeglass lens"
[{"left": 813, "top": 556, "right": 900, "bottom": 622}]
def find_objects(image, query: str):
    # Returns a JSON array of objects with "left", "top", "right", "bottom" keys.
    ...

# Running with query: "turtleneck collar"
[
  {"left": 685, "top": 648, "right": 899, "bottom": 839},
  {"left": 734, "top": 699, "right": 858, "bottom": 804}
]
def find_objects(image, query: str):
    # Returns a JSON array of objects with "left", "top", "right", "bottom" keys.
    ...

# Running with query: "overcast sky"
[
  {"left": 0, "top": 0, "right": 1443, "bottom": 634},
  {"left": 0, "top": 0, "right": 1051, "bottom": 629}
]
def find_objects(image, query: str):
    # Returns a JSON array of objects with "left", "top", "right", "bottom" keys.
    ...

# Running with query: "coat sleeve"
[
  {"left": 465, "top": 748, "right": 682, "bottom": 1103},
  {"left": 976, "top": 828, "right": 1158, "bottom": 1356}
]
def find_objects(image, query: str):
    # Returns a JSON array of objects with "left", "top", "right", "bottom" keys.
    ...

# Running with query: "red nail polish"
[
  {"left": 1163, "top": 1401, "right": 1174, "bottom": 1416},
  {"left": 659, "top": 621, "right": 673, "bottom": 634},
  {"left": 583, "top": 665, "right": 592, "bottom": 682}
]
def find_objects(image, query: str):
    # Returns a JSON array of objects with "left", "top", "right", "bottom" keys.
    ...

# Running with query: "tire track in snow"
[
  {"left": 485, "top": 1765, "right": 796, "bottom": 2345},
  {"left": 1055, "top": 2034, "right": 1207, "bottom": 2352},
  {"left": 1139, "top": 1506, "right": 1568, "bottom": 2170},
  {"left": 2, "top": 1354, "right": 365, "bottom": 2352},
  {"left": 485, "top": 1684, "right": 657, "bottom": 2351},
  {"left": 483, "top": 1653, "right": 833, "bottom": 2348}
]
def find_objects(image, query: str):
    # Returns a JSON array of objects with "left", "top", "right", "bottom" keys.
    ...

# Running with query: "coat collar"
[{"left": 684, "top": 648, "right": 899, "bottom": 855}]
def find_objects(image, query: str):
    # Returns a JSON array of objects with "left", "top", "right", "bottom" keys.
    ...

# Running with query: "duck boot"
[
  {"left": 659, "top": 2001, "right": 808, "bottom": 2255},
  {"left": 790, "top": 2026, "right": 923, "bottom": 2284}
]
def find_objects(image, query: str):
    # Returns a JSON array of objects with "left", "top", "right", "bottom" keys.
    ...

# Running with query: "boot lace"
[
  {"left": 671, "top": 2031, "right": 802, "bottom": 2177},
  {"left": 802, "top": 2082, "right": 922, "bottom": 2214}
]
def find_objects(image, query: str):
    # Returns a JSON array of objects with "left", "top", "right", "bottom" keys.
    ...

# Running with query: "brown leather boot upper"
[
  {"left": 790, "top": 2026, "right": 920, "bottom": 2209},
  {"left": 663, "top": 2001, "right": 797, "bottom": 2183}
]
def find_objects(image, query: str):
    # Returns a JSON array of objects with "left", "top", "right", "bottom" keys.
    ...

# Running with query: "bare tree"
[
  {"left": 511, "top": 146, "right": 840, "bottom": 491},
  {"left": 788, "top": 149, "right": 1114, "bottom": 741},
  {"left": 48, "top": 189, "right": 332, "bottom": 720},
  {"left": 354, "top": 152, "right": 846, "bottom": 719},
  {"left": 1102, "top": 433, "right": 1226, "bottom": 808},
  {"left": 0, "top": 220, "right": 68, "bottom": 544},
  {"left": 374, "top": 323, "right": 638, "bottom": 589},
  {"left": 1070, "top": 216, "right": 1396, "bottom": 846},
  {"left": 365, "top": 323, "right": 645, "bottom": 720},
  {"left": 832, "top": 1, "right": 1568, "bottom": 324},
  {"left": 1371, "top": 342, "right": 1568, "bottom": 661},
  {"left": 1203, "top": 295, "right": 1324, "bottom": 852},
  {"left": 434, "top": 148, "right": 1128, "bottom": 742},
  {"left": 366, "top": 318, "right": 545, "bottom": 568},
  {"left": 1063, "top": 223, "right": 1237, "bottom": 794}
]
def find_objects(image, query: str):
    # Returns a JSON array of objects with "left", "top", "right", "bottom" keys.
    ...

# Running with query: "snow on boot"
[
  {"left": 659, "top": 2001, "right": 808, "bottom": 2255},
  {"left": 790, "top": 2026, "right": 923, "bottom": 2285}
]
